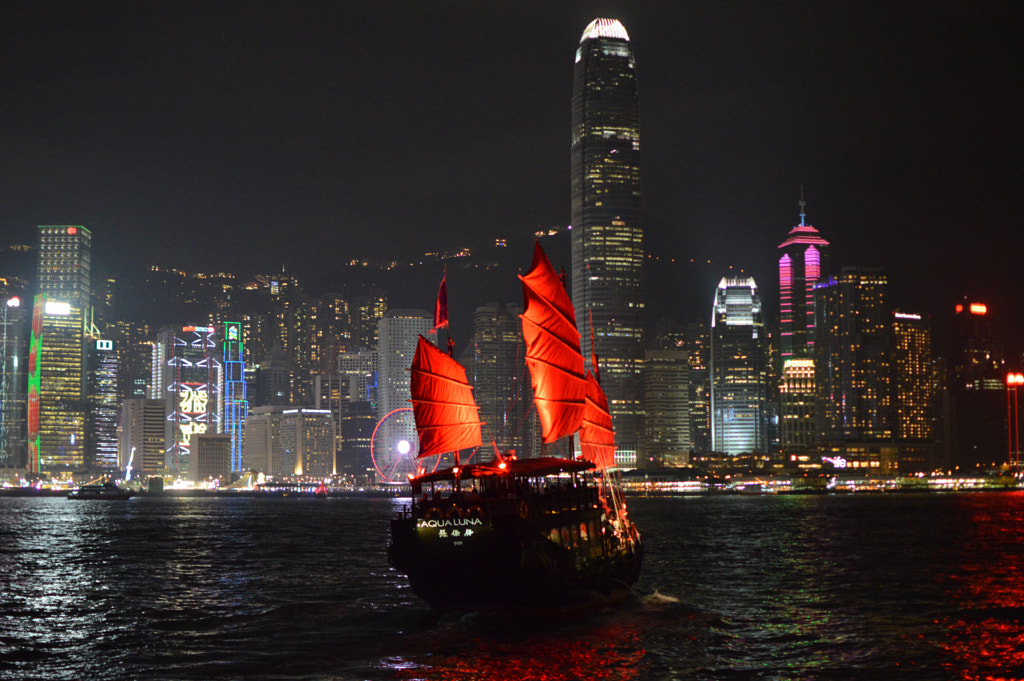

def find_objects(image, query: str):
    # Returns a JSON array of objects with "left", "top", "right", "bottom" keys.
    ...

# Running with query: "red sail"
[
  {"left": 519, "top": 242, "right": 586, "bottom": 443},
  {"left": 409, "top": 335, "right": 484, "bottom": 458},
  {"left": 581, "top": 372, "right": 616, "bottom": 470}
]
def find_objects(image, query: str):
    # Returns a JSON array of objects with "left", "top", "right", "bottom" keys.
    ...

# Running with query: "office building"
[
  {"left": 686, "top": 322, "right": 711, "bottom": 454},
  {"left": 86, "top": 338, "right": 118, "bottom": 471},
  {"left": 377, "top": 310, "right": 432, "bottom": 470},
  {"left": 710, "top": 278, "right": 768, "bottom": 455},
  {"left": 779, "top": 358, "right": 816, "bottom": 451},
  {"left": 471, "top": 303, "right": 528, "bottom": 457},
  {"left": 30, "top": 226, "right": 93, "bottom": 475},
  {"left": 190, "top": 433, "right": 232, "bottom": 482},
  {"left": 814, "top": 268, "right": 891, "bottom": 441},
  {"left": 1, "top": 295, "right": 28, "bottom": 468},
  {"left": 570, "top": 18, "right": 645, "bottom": 467},
  {"left": 152, "top": 325, "right": 222, "bottom": 477},
  {"left": 778, "top": 201, "right": 829, "bottom": 360},
  {"left": 281, "top": 408, "right": 335, "bottom": 477},
  {"left": 891, "top": 312, "right": 934, "bottom": 441},
  {"left": 223, "top": 321, "right": 248, "bottom": 472},
  {"left": 118, "top": 397, "right": 166, "bottom": 479},
  {"left": 644, "top": 349, "right": 690, "bottom": 467}
]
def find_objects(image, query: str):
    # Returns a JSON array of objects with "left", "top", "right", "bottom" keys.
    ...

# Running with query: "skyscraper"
[
  {"left": 152, "top": 325, "right": 223, "bottom": 477},
  {"left": 814, "top": 267, "right": 891, "bottom": 441},
  {"left": 223, "top": 321, "right": 248, "bottom": 472},
  {"left": 471, "top": 303, "right": 528, "bottom": 457},
  {"left": 86, "top": 338, "right": 118, "bottom": 471},
  {"left": 643, "top": 349, "right": 690, "bottom": 466},
  {"left": 710, "top": 278, "right": 768, "bottom": 455},
  {"left": 571, "top": 18, "right": 644, "bottom": 467},
  {"left": 778, "top": 199, "right": 829, "bottom": 361},
  {"left": 377, "top": 310, "right": 432, "bottom": 478},
  {"left": 1, "top": 295, "right": 28, "bottom": 469},
  {"left": 30, "top": 226, "right": 93, "bottom": 475},
  {"left": 891, "top": 311, "right": 933, "bottom": 441}
]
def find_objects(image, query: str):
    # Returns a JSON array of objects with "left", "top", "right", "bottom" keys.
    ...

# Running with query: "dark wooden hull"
[{"left": 389, "top": 494, "right": 642, "bottom": 612}]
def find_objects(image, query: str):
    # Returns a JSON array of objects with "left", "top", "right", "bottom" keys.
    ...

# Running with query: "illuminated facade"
[
  {"left": 223, "top": 321, "right": 248, "bottom": 472},
  {"left": 31, "top": 226, "right": 92, "bottom": 475},
  {"left": 338, "top": 347, "right": 378, "bottom": 407},
  {"left": 152, "top": 325, "right": 222, "bottom": 477},
  {"left": 710, "top": 278, "right": 768, "bottom": 455},
  {"left": 352, "top": 287, "right": 388, "bottom": 349},
  {"left": 377, "top": 309, "right": 432, "bottom": 466},
  {"left": 242, "top": 406, "right": 283, "bottom": 476},
  {"left": 571, "top": 18, "right": 645, "bottom": 467},
  {"left": 280, "top": 408, "right": 335, "bottom": 476},
  {"left": 778, "top": 201, "right": 829, "bottom": 360},
  {"left": 686, "top": 322, "right": 711, "bottom": 454},
  {"left": 779, "top": 359, "right": 816, "bottom": 450},
  {"left": 38, "top": 225, "right": 91, "bottom": 310},
  {"left": 87, "top": 338, "right": 119, "bottom": 471},
  {"left": 643, "top": 349, "right": 690, "bottom": 466},
  {"left": 118, "top": 398, "right": 166, "bottom": 478},
  {"left": 891, "top": 312, "right": 933, "bottom": 441},
  {"left": 30, "top": 295, "right": 87, "bottom": 474},
  {"left": 1, "top": 296, "right": 28, "bottom": 468},
  {"left": 813, "top": 268, "right": 891, "bottom": 441},
  {"left": 472, "top": 303, "right": 528, "bottom": 457}
]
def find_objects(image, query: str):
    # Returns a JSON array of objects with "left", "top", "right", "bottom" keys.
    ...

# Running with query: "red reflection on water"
[
  {"left": 390, "top": 619, "right": 644, "bottom": 681},
  {"left": 939, "top": 492, "right": 1024, "bottom": 679}
]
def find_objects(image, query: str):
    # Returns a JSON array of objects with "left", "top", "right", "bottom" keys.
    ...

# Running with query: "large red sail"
[
  {"left": 519, "top": 242, "right": 586, "bottom": 443},
  {"left": 580, "top": 372, "right": 616, "bottom": 470},
  {"left": 409, "top": 335, "right": 484, "bottom": 458}
]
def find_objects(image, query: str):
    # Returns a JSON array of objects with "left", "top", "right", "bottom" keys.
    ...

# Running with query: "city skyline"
[{"left": 2, "top": 3, "right": 1022, "bottom": 346}]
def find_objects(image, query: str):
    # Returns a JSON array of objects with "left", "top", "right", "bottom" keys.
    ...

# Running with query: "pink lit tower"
[{"left": 778, "top": 194, "right": 829, "bottom": 360}]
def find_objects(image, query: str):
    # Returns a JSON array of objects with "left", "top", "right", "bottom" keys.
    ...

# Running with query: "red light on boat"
[
  {"left": 498, "top": 462, "right": 507, "bottom": 470},
  {"left": 970, "top": 303, "right": 987, "bottom": 315}
]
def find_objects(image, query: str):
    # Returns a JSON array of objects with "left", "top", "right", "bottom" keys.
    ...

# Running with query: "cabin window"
[
  {"left": 549, "top": 528, "right": 561, "bottom": 545},
  {"left": 579, "top": 523, "right": 589, "bottom": 542},
  {"left": 561, "top": 528, "right": 571, "bottom": 546}
]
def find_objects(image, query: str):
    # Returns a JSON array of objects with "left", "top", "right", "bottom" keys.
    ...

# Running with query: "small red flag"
[{"left": 433, "top": 270, "right": 449, "bottom": 331}]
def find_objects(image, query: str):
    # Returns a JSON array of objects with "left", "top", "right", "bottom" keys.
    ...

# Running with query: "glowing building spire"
[{"left": 778, "top": 192, "right": 829, "bottom": 360}]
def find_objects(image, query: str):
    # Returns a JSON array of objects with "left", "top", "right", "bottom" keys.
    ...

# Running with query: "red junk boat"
[{"left": 388, "top": 243, "right": 642, "bottom": 612}]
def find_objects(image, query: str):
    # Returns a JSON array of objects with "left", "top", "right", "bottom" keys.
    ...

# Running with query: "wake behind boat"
[{"left": 388, "top": 242, "right": 642, "bottom": 612}]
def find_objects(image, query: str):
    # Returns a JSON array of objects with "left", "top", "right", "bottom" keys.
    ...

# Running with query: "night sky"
[{"left": 3, "top": 1, "right": 1022, "bottom": 348}]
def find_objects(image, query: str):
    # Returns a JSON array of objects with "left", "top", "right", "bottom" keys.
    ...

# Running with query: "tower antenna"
[{"left": 798, "top": 185, "right": 807, "bottom": 226}]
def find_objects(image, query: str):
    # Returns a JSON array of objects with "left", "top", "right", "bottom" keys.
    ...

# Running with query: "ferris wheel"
[{"left": 370, "top": 408, "right": 441, "bottom": 483}]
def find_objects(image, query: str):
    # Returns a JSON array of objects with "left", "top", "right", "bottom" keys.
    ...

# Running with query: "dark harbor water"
[{"left": 3, "top": 492, "right": 1024, "bottom": 680}]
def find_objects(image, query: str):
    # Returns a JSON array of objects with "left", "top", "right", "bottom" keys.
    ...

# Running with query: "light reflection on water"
[{"left": 3, "top": 493, "right": 1024, "bottom": 679}]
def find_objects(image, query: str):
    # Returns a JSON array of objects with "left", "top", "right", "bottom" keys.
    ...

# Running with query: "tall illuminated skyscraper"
[
  {"left": 152, "top": 325, "right": 222, "bottom": 477},
  {"left": 814, "top": 267, "right": 891, "bottom": 441},
  {"left": 890, "top": 311, "right": 933, "bottom": 441},
  {"left": 30, "top": 226, "right": 93, "bottom": 475},
  {"left": 223, "top": 321, "right": 248, "bottom": 472},
  {"left": 778, "top": 199, "right": 829, "bottom": 360},
  {"left": 570, "top": 18, "right": 644, "bottom": 467},
  {"left": 710, "top": 278, "right": 768, "bottom": 455},
  {"left": 377, "top": 310, "right": 432, "bottom": 480}
]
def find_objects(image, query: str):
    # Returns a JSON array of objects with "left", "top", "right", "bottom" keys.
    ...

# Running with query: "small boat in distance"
[
  {"left": 67, "top": 482, "right": 135, "bottom": 500},
  {"left": 389, "top": 242, "right": 642, "bottom": 613}
]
